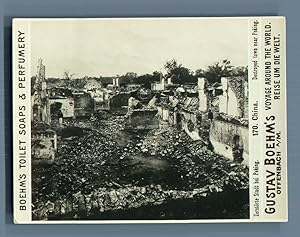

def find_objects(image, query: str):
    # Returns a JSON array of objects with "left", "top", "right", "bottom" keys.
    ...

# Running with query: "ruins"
[
  {"left": 31, "top": 59, "right": 57, "bottom": 164},
  {"left": 31, "top": 60, "right": 249, "bottom": 220}
]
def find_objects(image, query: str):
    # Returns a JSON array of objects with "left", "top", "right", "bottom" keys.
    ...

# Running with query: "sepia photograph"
[{"left": 29, "top": 18, "right": 249, "bottom": 221}]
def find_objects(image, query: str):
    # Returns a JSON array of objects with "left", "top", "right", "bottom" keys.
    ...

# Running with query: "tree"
[
  {"left": 164, "top": 59, "right": 197, "bottom": 84},
  {"left": 63, "top": 70, "right": 75, "bottom": 80},
  {"left": 195, "top": 59, "right": 233, "bottom": 84},
  {"left": 164, "top": 59, "right": 182, "bottom": 74},
  {"left": 119, "top": 72, "right": 138, "bottom": 86},
  {"left": 152, "top": 71, "right": 162, "bottom": 80},
  {"left": 122, "top": 72, "right": 138, "bottom": 81},
  {"left": 68, "top": 78, "right": 86, "bottom": 89},
  {"left": 230, "top": 66, "right": 248, "bottom": 78},
  {"left": 134, "top": 71, "right": 161, "bottom": 89}
]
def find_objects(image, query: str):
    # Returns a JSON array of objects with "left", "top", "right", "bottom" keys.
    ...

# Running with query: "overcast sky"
[{"left": 30, "top": 18, "right": 248, "bottom": 78}]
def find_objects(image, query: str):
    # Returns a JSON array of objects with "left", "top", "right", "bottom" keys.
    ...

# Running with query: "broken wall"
[
  {"left": 156, "top": 106, "right": 177, "bottom": 128},
  {"left": 110, "top": 92, "right": 131, "bottom": 109},
  {"left": 32, "top": 130, "right": 57, "bottom": 165},
  {"left": 49, "top": 97, "right": 74, "bottom": 118},
  {"left": 219, "top": 84, "right": 239, "bottom": 117},
  {"left": 31, "top": 91, "right": 51, "bottom": 124},
  {"left": 181, "top": 111, "right": 201, "bottom": 141},
  {"left": 209, "top": 119, "right": 249, "bottom": 165},
  {"left": 73, "top": 92, "right": 94, "bottom": 117},
  {"left": 126, "top": 109, "right": 159, "bottom": 129},
  {"left": 219, "top": 77, "right": 248, "bottom": 118},
  {"left": 198, "top": 77, "right": 208, "bottom": 112}
]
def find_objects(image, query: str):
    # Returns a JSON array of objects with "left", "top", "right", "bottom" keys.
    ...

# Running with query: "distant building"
[
  {"left": 151, "top": 73, "right": 174, "bottom": 91},
  {"left": 112, "top": 78, "right": 120, "bottom": 87},
  {"left": 106, "top": 84, "right": 118, "bottom": 91},
  {"left": 126, "top": 84, "right": 141, "bottom": 91},
  {"left": 151, "top": 78, "right": 165, "bottom": 91},
  {"left": 98, "top": 77, "right": 119, "bottom": 87}
]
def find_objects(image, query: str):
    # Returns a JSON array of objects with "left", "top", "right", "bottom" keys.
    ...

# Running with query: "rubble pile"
[
  {"left": 32, "top": 184, "right": 210, "bottom": 220},
  {"left": 141, "top": 126, "right": 249, "bottom": 190},
  {"left": 32, "top": 116, "right": 249, "bottom": 220},
  {"left": 32, "top": 129, "right": 124, "bottom": 200},
  {"left": 32, "top": 117, "right": 149, "bottom": 211},
  {"left": 94, "top": 110, "right": 112, "bottom": 120},
  {"left": 63, "top": 114, "right": 126, "bottom": 136},
  {"left": 139, "top": 127, "right": 188, "bottom": 156},
  {"left": 32, "top": 121, "right": 51, "bottom": 130},
  {"left": 97, "top": 116, "right": 126, "bottom": 135}
]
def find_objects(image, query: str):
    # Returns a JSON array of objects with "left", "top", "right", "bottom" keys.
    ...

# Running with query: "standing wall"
[{"left": 209, "top": 119, "right": 249, "bottom": 165}]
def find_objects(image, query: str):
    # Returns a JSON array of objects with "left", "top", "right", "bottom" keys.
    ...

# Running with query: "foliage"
[
  {"left": 195, "top": 59, "right": 248, "bottom": 84},
  {"left": 43, "top": 59, "right": 247, "bottom": 91},
  {"left": 63, "top": 70, "right": 75, "bottom": 80},
  {"left": 119, "top": 71, "right": 161, "bottom": 89},
  {"left": 119, "top": 72, "right": 138, "bottom": 86},
  {"left": 68, "top": 78, "right": 87, "bottom": 89},
  {"left": 164, "top": 59, "right": 197, "bottom": 84},
  {"left": 134, "top": 71, "right": 161, "bottom": 89}
]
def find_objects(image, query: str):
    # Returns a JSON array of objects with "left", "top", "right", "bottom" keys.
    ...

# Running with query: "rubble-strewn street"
[{"left": 32, "top": 112, "right": 249, "bottom": 220}]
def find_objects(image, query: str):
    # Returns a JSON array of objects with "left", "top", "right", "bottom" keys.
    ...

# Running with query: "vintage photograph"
[{"left": 29, "top": 18, "right": 249, "bottom": 221}]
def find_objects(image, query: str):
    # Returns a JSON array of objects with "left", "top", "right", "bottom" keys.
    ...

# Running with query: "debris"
[{"left": 32, "top": 116, "right": 248, "bottom": 220}]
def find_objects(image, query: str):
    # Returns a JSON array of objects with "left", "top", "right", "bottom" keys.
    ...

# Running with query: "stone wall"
[
  {"left": 209, "top": 119, "right": 249, "bottom": 165},
  {"left": 126, "top": 109, "right": 159, "bottom": 129}
]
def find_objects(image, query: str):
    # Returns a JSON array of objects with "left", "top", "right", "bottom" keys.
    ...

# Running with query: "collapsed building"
[
  {"left": 209, "top": 77, "right": 249, "bottom": 164},
  {"left": 126, "top": 97, "right": 159, "bottom": 129},
  {"left": 31, "top": 59, "right": 248, "bottom": 166},
  {"left": 128, "top": 76, "right": 249, "bottom": 165},
  {"left": 155, "top": 90, "right": 200, "bottom": 139},
  {"left": 49, "top": 88, "right": 75, "bottom": 123},
  {"left": 31, "top": 71, "right": 250, "bottom": 219},
  {"left": 126, "top": 84, "right": 141, "bottom": 91},
  {"left": 31, "top": 59, "right": 51, "bottom": 123},
  {"left": 157, "top": 77, "right": 249, "bottom": 164},
  {"left": 31, "top": 59, "right": 57, "bottom": 164},
  {"left": 93, "top": 90, "right": 133, "bottom": 114}
]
